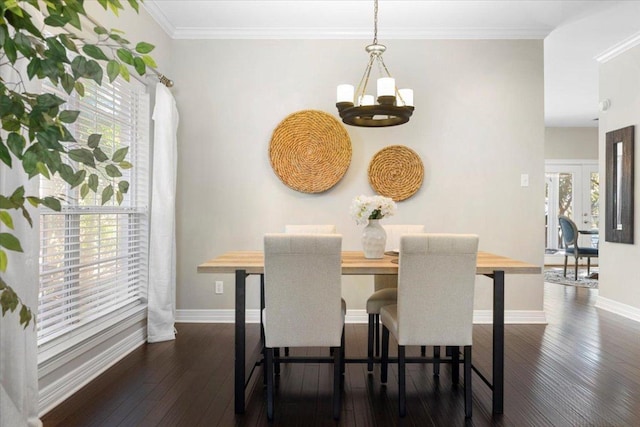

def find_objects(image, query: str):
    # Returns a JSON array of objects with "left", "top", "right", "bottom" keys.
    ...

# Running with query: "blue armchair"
[{"left": 558, "top": 215, "right": 598, "bottom": 280}]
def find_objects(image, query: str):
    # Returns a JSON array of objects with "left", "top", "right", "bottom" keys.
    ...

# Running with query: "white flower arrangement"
[{"left": 349, "top": 195, "right": 397, "bottom": 225}]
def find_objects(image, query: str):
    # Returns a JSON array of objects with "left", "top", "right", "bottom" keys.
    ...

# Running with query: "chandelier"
[{"left": 336, "top": 0, "right": 414, "bottom": 127}]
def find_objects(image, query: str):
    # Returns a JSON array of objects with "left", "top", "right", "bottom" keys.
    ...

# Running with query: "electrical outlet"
[{"left": 215, "top": 281, "right": 224, "bottom": 294}]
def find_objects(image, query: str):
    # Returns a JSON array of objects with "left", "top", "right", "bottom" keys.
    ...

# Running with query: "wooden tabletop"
[{"left": 197, "top": 251, "right": 541, "bottom": 276}]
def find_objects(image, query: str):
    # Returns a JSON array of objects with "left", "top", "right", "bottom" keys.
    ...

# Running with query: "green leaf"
[
  {"left": 26, "top": 197, "right": 40, "bottom": 208},
  {"left": 116, "top": 48, "right": 134, "bottom": 65},
  {"left": 59, "top": 34, "right": 78, "bottom": 53},
  {"left": 44, "top": 14, "right": 70, "bottom": 27},
  {"left": 14, "top": 32, "right": 34, "bottom": 56},
  {"left": 0, "top": 250, "right": 7, "bottom": 272},
  {"left": 88, "top": 174, "right": 99, "bottom": 192},
  {"left": 85, "top": 60, "right": 103, "bottom": 85},
  {"left": 119, "top": 161, "right": 133, "bottom": 170},
  {"left": 118, "top": 180, "right": 130, "bottom": 194},
  {"left": 87, "top": 134, "right": 101, "bottom": 148},
  {"left": 107, "top": 60, "right": 120, "bottom": 83},
  {"left": 36, "top": 93, "right": 65, "bottom": 108},
  {"left": 7, "top": 133, "right": 25, "bottom": 158},
  {"left": 4, "top": 38, "right": 17, "bottom": 64},
  {"left": 119, "top": 63, "right": 130, "bottom": 82},
  {"left": 135, "top": 41, "right": 154, "bottom": 54},
  {"left": 2, "top": 117, "right": 21, "bottom": 132},
  {"left": 74, "top": 81, "right": 85, "bottom": 96},
  {"left": 101, "top": 185, "right": 114, "bottom": 205},
  {"left": 68, "top": 148, "right": 96, "bottom": 168},
  {"left": 70, "top": 169, "right": 86, "bottom": 189},
  {"left": 116, "top": 190, "right": 123, "bottom": 205},
  {"left": 127, "top": 0, "right": 139, "bottom": 13},
  {"left": 94, "top": 26, "right": 108, "bottom": 35},
  {"left": 19, "top": 304, "right": 32, "bottom": 328},
  {"left": 26, "top": 58, "right": 41, "bottom": 79},
  {"left": 105, "top": 164, "right": 122, "bottom": 177},
  {"left": 61, "top": 73, "right": 75, "bottom": 95},
  {"left": 82, "top": 44, "right": 108, "bottom": 61},
  {"left": 112, "top": 146, "right": 129, "bottom": 162},
  {"left": 141, "top": 54, "right": 157, "bottom": 68},
  {"left": 0, "top": 211, "right": 14, "bottom": 229},
  {"left": 92, "top": 147, "right": 108, "bottom": 162},
  {"left": 1, "top": 288, "right": 19, "bottom": 315},
  {"left": 0, "top": 141, "right": 11, "bottom": 167},
  {"left": 0, "top": 233, "right": 23, "bottom": 252},
  {"left": 42, "top": 197, "right": 61, "bottom": 211},
  {"left": 59, "top": 110, "right": 80, "bottom": 123},
  {"left": 71, "top": 55, "right": 88, "bottom": 80},
  {"left": 36, "top": 161, "right": 51, "bottom": 179},
  {"left": 133, "top": 57, "right": 145, "bottom": 76},
  {"left": 80, "top": 183, "right": 90, "bottom": 199}
]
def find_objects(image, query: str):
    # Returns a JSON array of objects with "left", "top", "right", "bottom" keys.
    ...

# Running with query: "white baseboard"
[
  {"left": 38, "top": 327, "right": 146, "bottom": 416},
  {"left": 595, "top": 296, "right": 640, "bottom": 322},
  {"left": 176, "top": 309, "right": 547, "bottom": 325}
]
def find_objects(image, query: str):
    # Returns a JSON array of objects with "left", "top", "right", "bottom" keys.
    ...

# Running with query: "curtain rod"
[{"left": 83, "top": 14, "right": 174, "bottom": 88}]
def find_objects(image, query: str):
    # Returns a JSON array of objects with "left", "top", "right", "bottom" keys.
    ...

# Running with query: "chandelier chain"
[{"left": 373, "top": 0, "right": 378, "bottom": 44}]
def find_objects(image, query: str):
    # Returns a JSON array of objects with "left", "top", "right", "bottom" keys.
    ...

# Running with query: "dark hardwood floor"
[{"left": 42, "top": 284, "right": 640, "bottom": 426}]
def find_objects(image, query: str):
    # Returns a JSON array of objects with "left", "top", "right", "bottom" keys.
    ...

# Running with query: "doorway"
[{"left": 545, "top": 161, "right": 599, "bottom": 264}]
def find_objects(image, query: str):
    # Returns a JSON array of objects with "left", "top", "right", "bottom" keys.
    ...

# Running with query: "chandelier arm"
[
  {"left": 355, "top": 54, "right": 376, "bottom": 105},
  {"left": 377, "top": 55, "right": 406, "bottom": 105}
]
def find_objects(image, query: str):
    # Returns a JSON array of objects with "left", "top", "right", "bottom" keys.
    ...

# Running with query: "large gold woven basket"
[
  {"left": 269, "top": 110, "right": 352, "bottom": 193},
  {"left": 368, "top": 145, "right": 424, "bottom": 201}
]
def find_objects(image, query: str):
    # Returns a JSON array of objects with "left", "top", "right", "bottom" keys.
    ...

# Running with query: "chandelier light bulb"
[{"left": 337, "top": 84, "right": 355, "bottom": 103}]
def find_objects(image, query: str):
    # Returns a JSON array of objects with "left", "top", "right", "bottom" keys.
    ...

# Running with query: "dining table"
[{"left": 197, "top": 250, "right": 540, "bottom": 415}]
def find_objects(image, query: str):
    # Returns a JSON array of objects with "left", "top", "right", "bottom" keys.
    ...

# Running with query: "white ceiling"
[{"left": 143, "top": 0, "right": 640, "bottom": 127}]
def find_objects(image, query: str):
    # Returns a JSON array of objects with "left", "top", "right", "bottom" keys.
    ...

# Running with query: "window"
[{"left": 38, "top": 77, "right": 150, "bottom": 345}]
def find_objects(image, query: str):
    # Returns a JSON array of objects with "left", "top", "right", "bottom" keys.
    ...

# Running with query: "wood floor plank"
[{"left": 41, "top": 284, "right": 640, "bottom": 426}]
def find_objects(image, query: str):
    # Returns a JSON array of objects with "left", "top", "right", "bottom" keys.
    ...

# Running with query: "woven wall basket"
[
  {"left": 269, "top": 110, "right": 352, "bottom": 193},
  {"left": 368, "top": 145, "right": 424, "bottom": 201}
]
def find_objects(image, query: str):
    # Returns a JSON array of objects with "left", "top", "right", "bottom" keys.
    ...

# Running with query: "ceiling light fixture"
[{"left": 336, "top": 0, "right": 414, "bottom": 127}]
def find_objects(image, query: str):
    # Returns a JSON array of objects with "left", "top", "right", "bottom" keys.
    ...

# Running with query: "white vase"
[{"left": 362, "top": 219, "right": 387, "bottom": 259}]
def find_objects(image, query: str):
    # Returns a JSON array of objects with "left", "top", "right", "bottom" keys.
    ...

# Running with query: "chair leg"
[
  {"left": 274, "top": 348, "right": 280, "bottom": 375},
  {"left": 332, "top": 345, "right": 341, "bottom": 420},
  {"left": 574, "top": 256, "right": 579, "bottom": 280},
  {"left": 464, "top": 346, "right": 472, "bottom": 418},
  {"left": 266, "top": 348, "right": 274, "bottom": 421},
  {"left": 381, "top": 326, "right": 389, "bottom": 383},
  {"left": 451, "top": 346, "right": 460, "bottom": 385},
  {"left": 341, "top": 327, "right": 346, "bottom": 376},
  {"left": 563, "top": 255, "right": 568, "bottom": 277},
  {"left": 399, "top": 345, "right": 406, "bottom": 417},
  {"left": 433, "top": 346, "right": 440, "bottom": 376},
  {"left": 284, "top": 347, "right": 289, "bottom": 356},
  {"left": 587, "top": 257, "right": 591, "bottom": 275},
  {"left": 375, "top": 314, "right": 381, "bottom": 357},
  {"left": 420, "top": 345, "right": 426, "bottom": 356},
  {"left": 367, "top": 314, "right": 375, "bottom": 372}
]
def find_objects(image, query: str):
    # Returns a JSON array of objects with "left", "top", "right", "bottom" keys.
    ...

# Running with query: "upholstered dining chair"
[
  {"left": 263, "top": 234, "right": 345, "bottom": 421},
  {"left": 558, "top": 215, "right": 598, "bottom": 280},
  {"left": 366, "top": 224, "right": 424, "bottom": 371},
  {"left": 380, "top": 234, "right": 479, "bottom": 418}
]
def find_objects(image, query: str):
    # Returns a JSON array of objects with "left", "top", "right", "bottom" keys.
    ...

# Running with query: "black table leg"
[
  {"left": 492, "top": 270, "right": 505, "bottom": 414},
  {"left": 235, "top": 269, "right": 247, "bottom": 414}
]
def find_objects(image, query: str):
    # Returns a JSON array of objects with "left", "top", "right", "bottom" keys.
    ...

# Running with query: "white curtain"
[
  {"left": 147, "top": 83, "right": 180, "bottom": 343},
  {"left": 0, "top": 62, "right": 42, "bottom": 427}
]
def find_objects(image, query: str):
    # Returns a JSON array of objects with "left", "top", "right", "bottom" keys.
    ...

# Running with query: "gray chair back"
[
  {"left": 397, "top": 234, "right": 478, "bottom": 346},
  {"left": 263, "top": 234, "right": 343, "bottom": 348},
  {"left": 558, "top": 215, "right": 578, "bottom": 249},
  {"left": 374, "top": 224, "right": 425, "bottom": 291}
]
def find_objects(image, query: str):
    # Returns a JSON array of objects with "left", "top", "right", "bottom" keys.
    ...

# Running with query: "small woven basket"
[
  {"left": 368, "top": 145, "right": 424, "bottom": 201},
  {"left": 269, "top": 110, "right": 352, "bottom": 193}
]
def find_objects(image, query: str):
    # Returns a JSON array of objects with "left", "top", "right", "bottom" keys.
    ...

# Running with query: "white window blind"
[{"left": 38, "top": 77, "right": 150, "bottom": 345}]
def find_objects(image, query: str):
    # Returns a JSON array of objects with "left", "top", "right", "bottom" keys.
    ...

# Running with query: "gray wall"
[
  {"left": 545, "top": 127, "right": 598, "bottom": 160},
  {"left": 170, "top": 39, "right": 545, "bottom": 315},
  {"left": 598, "top": 43, "right": 640, "bottom": 313}
]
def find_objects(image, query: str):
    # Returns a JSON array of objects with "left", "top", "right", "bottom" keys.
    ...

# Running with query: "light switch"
[{"left": 520, "top": 174, "right": 529, "bottom": 187}]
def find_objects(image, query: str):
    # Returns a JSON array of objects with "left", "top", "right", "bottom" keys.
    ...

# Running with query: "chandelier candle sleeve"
[
  {"left": 360, "top": 95, "right": 375, "bottom": 106},
  {"left": 377, "top": 77, "right": 395, "bottom": 97},
  {"left": 397, "top": 89, "right": 414, "bottom": 107},
  {"left": 337, "top": 84, "right": 355, "bottom": 103}
]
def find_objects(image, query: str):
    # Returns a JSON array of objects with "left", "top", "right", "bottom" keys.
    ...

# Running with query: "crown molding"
[
  {"left": 595, "top": 30, "right": 640, "bottom": 63},
  {"left": 170, "top": 26, "right": 550, "bottom": 40},
  {"left": 141, "top": 1, "right": 177, "bottom": 38}
]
